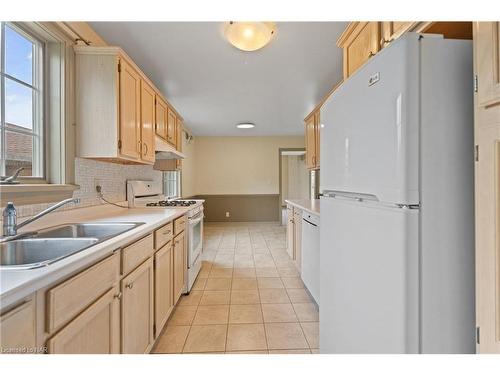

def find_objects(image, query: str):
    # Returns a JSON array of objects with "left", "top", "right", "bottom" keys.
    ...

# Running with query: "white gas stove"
[{"left": 127, "top": 180, "right": 203, "bottom": 293}]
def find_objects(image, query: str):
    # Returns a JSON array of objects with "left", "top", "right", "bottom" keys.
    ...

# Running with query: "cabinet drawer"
[
  {"left": 122, "top": 234, "right": 154, "bottom": 276},
  {"left": 46, "top": 252, "right": 120, "bottom": 334},
  {"left": 154, "top": 222, "right": 173, "bottom": 250},
  {"left": 173, "top": 216, "right": 186, "bottom": 236}
]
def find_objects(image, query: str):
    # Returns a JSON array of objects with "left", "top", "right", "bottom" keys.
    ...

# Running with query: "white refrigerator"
[{"left": 319, "top": 33, "right": 475, "bottom": 353}]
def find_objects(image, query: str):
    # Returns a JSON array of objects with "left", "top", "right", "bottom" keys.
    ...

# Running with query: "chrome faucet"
[{"left": 2, "top": 198, "right": 80, "bottom": 237}]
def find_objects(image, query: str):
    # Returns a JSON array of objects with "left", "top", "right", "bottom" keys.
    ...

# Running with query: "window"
[
  {"left": 0, "top": 22, "right": 45, "bottom": 178},
  {"left": 164, "top": 171, "right": 181, "bottom": 199}
]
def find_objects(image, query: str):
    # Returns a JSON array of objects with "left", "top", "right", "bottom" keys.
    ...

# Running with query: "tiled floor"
[{"left": 152, "top": 222, "right": 319, "bottom": 354}]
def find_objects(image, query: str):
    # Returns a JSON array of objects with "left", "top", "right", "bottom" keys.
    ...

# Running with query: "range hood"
[{"left": 155, "top": 136, "right": 186, "bottom": 160}]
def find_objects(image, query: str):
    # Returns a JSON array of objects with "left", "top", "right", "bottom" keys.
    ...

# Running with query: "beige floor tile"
[
  {"left": 311, "top": 349, "right": 320, "bottom": 354},
  {"left": 193, "top": 305, "right": 230, "bottom": 325},
  {"left": 200, "top": 290, "right": 231, "bottom": 305},
  {"left": 282, "top": 277, "right": 305, "bottom": 289},
  {"left": 232, "top": 278, "right": 258, "bottom": 290},
  {"left": 258, "top": 277, "right": 284, "bottom": 289},
  {"left": 209, "top": 268, "right": 233, "bottom": 279},
  {"left": 259, "top": 288, "right": 290, "bottom": 304},
  {"left": 269, "top": 349, "right": 311, "bottom": 354},
  {"left": 277, "top": 268, "right": 300, "bottom": 277},
  {"left": 205, "top": 278, "right": 232, "bottom": 291},
  {"left": 255, "top": 267, "right": 279, "bottom": 277},
  {"left": 183, "top": 325, "right": 227, "bottom": 353},
  {"left": 198, "top": 266, "right": 212, "bottom": 278},
  {"left": 233, "top": 267, "right": 256, "bottom": 278},
  {"left": 192, "top": 277, "right": 207, "bottom": 291},
  {"left": 264, "top": 323, "right": 309, "bottom": 350},
  {"left": 226, "top": 350, "right": 269, "bottom": 354},
  {"left": 229, "top": 304, "right": 263, "bottom": 324},
  {"left": 262, "top": 304, "right": 298, "bottom": 323},
  {"left": 301, "top": 322, "right": 319, "bottom": 349},
  {"left": 178, "top": 291, "right": 203, "bottom": 306},
  {"left": 292, "top": 303, "right": 319, "bottom": 322},
  {"left": 226, "top": 324, "right": 267, "bottom": 351},
  {"left": 230, "top": 289, "right": 260, "bottom": 304},
  {"left": 153, "top": 325, "right": 190, "bottom": 353},
  {"left": 168, "top": 305, "right": 197, "bottom": 326},
  {"left": 286, "top": 288, "right": 313, "bottom": 303},
  {"left": 274, "top": 260, "right": 296, "bottom": 269}
]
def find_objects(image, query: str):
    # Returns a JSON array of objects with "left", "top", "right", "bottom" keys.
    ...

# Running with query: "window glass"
[
  {"left": 4, "top": 24, "right": 33, "bottom": 85},
  {"left": 5, "top": 78, "right": 33, "bottom": 129}
]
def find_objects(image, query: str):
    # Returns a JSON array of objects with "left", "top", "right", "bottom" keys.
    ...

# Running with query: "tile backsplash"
[{"left": 15, "top": 157, "right": 163, "bottom": 218}]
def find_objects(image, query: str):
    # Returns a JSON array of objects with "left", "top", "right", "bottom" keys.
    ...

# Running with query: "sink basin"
[
  {"left": 36, "top": 222, "right": 143, "bottom": 240},
  {"left": 0, "top": 238, "right": 99, "bottom": 269}
]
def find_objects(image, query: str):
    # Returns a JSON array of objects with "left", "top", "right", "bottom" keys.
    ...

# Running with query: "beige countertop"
[
  {"left": 0, "top": 202, "right": 201, "bottom": 308},
  {"left": 285, "top": 199, "right": 320, "bottom": 216}
]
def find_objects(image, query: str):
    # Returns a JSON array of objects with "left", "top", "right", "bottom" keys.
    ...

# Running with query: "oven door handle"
[{"left": 188, "top": 215, "right": 203, "bottom": 225}]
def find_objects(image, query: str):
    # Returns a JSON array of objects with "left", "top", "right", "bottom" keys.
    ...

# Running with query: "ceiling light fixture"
[
  {"left": 225, "top": 22, "right": 276, "bottom": 52},
  {"left": 236, "top": 122, "right": 255, "bottom": 129}
]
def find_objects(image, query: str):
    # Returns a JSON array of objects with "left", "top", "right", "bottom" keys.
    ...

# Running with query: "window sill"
[{"left": 0, "top": 184, "right": 79, "bottom": 206}]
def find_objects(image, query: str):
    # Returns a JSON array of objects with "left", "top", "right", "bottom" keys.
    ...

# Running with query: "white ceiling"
[{"left": 90, "top": 22, "right": 347, "bottom": 136}]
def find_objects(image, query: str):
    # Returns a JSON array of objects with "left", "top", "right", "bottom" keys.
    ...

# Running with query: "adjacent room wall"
[
  {"left": 192, "top": 136, "right": 305, "bottom": 221},
  {"left": 181, "top": 128, "right": 197, "bottom": 198}
]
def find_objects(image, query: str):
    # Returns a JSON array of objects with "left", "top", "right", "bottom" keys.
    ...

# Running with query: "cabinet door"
[
  {"left": 119, "top": 58, "right": 141, "bottom": 161},
  {"left": 286, "top": 206, "right": 295, "bottom": 259},
  {"left": 314, "top": 112, "right": 321, "bottom": 168},
  {"left": 293, "top": 210, "right": 302, "bottom": 272},
  {"left": 305, "top": 116, "right": 316, "bottom": 169},
  {"left": 176, "top": 118, "right": 183, "bottom": 169},
  {"left": 0, "top": 297, "right": 36, "bottom": 353},
  {"left": 155, "top": 95, "right": 168, "bottom": 140},
  {"left": 47, "top": 287, "right": 120, "bottom": 354},
  {"left": 167, "top": 107, "right": 177, "bottom": 147},
  {"left": 344, "top": 22, "right": 380, "bottom": 78},
  {"left": 154, "top": 243, "right": 174, "bottom": 338},
  {"left": 121, "top": 258, "right": 154, "bottom": 354},
  {"left": 380, "top": 22, "right": 415, "bottom": 48},
  {"left": 140, "top": 80, "right": 156, "bottom": 164},
  {"left": 173, "top": 231, "right": 186, "bottom": 304},
  {"left": 476, "top": 22, "right": 500, "bottom": 107}
]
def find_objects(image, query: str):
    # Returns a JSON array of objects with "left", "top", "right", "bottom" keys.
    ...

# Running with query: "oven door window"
[{"left": 191, "top": 219, "right": 202, "bottom": 255}]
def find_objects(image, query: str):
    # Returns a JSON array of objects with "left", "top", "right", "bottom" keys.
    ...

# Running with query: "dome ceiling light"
[
  {"left": 236, "top": 122, "right": 255, "bottom": 129},
  {"left": 224, "top": 22, "right": 276, "bottom": 52}
]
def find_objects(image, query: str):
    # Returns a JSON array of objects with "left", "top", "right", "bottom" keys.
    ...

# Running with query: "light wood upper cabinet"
[
  {"left": 337, "top": 22, "right": 380, "bottom": 79},
  {"left": 305, "top": 110, "right": 320, "bottom": 170},
  {"left": 0, "top": 296, "right": 36, "bottom": 353},
  {"left": 476, "top": 22, "right": 500, "bottom": 107},
  {"left": 118, "top": 59, "right": 142, "bottom": 161},
  {"left": 380, "top": 22, "right": 416, "bottom": 48},
  {"left": 140, "top": 80, "right": 156, "bottom": 163},
  {"left": 154, "top": 243, "right": 174, "bottom": 338},
  {"left": 314, "top": 112, "right": 320, "bottom": 169},
  {"left": 167, "top": 107, "right": 177, "bottom": 147},
  {"left": 47, "top": 287, "right": 120, "bottom": 354},
  {"left": 155, "top": 95, "right": 168, "bottom": 140},
  {"left": 121, "top": 258, "right": 154, "bottom": 354},
  {"left": 173, "top": 231, "right": 186, "bottom": 305}
]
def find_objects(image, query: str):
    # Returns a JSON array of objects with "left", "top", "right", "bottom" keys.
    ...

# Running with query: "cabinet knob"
[
  {"left": 143, "top": 142, "right": 148, "bottom": 156},
  {"left": 126, "top": 283, "right": 134, "bottom": 289},
  {"left": 368, "top": 51, "right": 376, "bottom": 58},
  {"left": 163, "top": 229, "right": 171, "bottom": 235},
  {"left": 114, "top": 292, "right": 122, "bottom": 300},
  {"left": 380, "top": 38, "right": 392, "bottom": 47}
]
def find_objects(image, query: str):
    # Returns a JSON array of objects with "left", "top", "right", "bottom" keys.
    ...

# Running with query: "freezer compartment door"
[
  {"left": 319, "top": 196, "right": 419, "bottom": 353},
  {"left": 320, "top": 34, "right": 420, "bottom": 204}
]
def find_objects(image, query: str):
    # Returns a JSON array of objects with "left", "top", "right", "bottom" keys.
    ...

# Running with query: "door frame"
[{"left": 278, "top": 147, "right": 307, "bottom": 223}]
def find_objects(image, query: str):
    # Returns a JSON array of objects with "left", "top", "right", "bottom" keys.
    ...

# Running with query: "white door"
[{"left": 319, "top": 196, "right": 419, "bottom": 353}]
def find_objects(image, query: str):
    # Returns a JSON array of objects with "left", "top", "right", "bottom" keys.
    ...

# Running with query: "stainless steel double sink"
[{"left": 0, "top": 222, "right": 144, "bottom": 270}]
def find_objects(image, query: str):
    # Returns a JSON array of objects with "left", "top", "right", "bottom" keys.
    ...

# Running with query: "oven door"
[{"left": 188, "top": 210, "right": 203, "bottom": 268}]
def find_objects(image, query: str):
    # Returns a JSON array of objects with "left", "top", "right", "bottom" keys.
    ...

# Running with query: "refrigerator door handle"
[{"left": 322, "top": 190, "right": 379, "bottom": 202}]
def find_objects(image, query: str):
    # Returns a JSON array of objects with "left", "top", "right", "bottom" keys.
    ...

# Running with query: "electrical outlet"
[
  {"left": 94, "top": 179, "right": 103, "bottom": 194},
  {"left": 225, "top": 211, "right": 230, "bottom": 218}
]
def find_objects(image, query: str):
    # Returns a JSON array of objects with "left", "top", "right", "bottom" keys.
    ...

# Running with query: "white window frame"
[
  {"left": 0, "top": 21, "right": 45, "bottom": 180},
  {"left": 164, "top": 170, "right": 181, "bottom": 199}
]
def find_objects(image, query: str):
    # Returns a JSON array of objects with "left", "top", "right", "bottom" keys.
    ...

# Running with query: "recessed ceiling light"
[
  {"left": 225, "top": 22, "right": 276, "bottom": 52},
  {"left": 236, "top": 122, "right": 255, "bottom": 129}
]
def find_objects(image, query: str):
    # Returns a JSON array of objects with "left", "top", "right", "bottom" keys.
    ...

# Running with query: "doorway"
[{"left": 279, "top": 148, "right": 309, "bottom": 225}]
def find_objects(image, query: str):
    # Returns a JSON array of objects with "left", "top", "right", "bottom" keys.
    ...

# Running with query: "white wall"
[
  {"left": 192, "top": 136, "right": 305, "bottom": 195},
  {"left": 181, "top": 129, "right": 197, "bottom": 198}
]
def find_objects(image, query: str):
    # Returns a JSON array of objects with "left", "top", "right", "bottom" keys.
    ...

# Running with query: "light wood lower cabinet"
[
  {"left": 173, "top": 231, "right": 186, "bottom": 305},
  {"left": 0, "top": 296, "right": 36, "bottom": 353},
  {"left": 154, "top": 242, "right": 174, "bottom": 338},
  {"left": 293, "top": 208, "right": 302, "bottom": 272},
  {"left": 47, "top": 287, "right": 120, "bottom": 354},
  {"left": 121, "top": 258, "right": 154, "bottom": 354}
]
